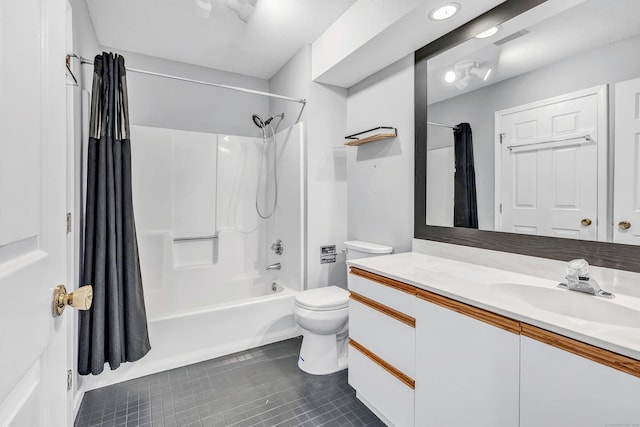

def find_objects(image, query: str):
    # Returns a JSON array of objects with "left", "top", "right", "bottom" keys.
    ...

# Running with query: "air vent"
[{"left": 494, "top": 29, "right": 530, "bottom": 46}]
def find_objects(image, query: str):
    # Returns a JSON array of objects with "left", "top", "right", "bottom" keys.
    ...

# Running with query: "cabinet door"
[
  {"left": 415, "top": 299, "right": 520, "bottom": 427},
  {"left": 520, "top": 336, "right": 640, "bottom": 427}
]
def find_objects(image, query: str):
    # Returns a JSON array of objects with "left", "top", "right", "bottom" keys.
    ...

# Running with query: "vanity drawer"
[
  {"left": 348, "top": 267, "right": 416, "bottom": 316},
  {"left": 349, "top": 293, "right": 415, "bottom": 378},
  {"left": 349, "top": 340, "right": 415, "bottom": 427}
]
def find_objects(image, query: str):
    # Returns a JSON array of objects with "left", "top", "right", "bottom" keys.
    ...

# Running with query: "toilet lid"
[{"left": 295, "top": 286, "right": 350, "bottom": 311}]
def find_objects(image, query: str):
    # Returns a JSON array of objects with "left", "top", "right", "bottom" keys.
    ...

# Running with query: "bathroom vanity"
[{"left": 347, "top": 252, "right": 640, "bottom": 427}]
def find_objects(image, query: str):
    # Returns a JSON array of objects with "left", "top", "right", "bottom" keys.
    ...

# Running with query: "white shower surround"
[{"left": 80, "top": 123, "right": 305, "bottom": 391}]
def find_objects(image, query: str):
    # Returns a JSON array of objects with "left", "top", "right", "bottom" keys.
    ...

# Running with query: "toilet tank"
[{"left": 344, "top": 240, "right": 393, "bottom": 260}]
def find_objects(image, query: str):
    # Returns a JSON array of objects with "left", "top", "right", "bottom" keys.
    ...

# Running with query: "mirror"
[{"left": 424, "top": 0, "right": 640, "bottom": 245}]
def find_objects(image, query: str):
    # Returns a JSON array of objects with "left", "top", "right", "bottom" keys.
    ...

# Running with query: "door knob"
[
  {"left": 619, "top": 221, "right": 631, "bottom": 230},
  {"left": 580, "top": 218, "right": 592, "bottom": 226},
  {"left": 52, "top": 285, "right": 93, "bottom": 317}
]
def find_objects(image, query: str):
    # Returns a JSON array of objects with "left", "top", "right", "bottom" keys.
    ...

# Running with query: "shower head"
[
  {"left": 252, "top": 114, "right": 265, "bottom": 128},
  {"left": 251, "top": 113, "right": 285, "bottom": 128}
]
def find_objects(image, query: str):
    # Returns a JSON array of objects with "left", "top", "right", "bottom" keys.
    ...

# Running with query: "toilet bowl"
[
  {"left": 294, "top": 286, "right": 350, "bottom": 375},
  {"left": 294, "top": 240, "right": 393, "bottom": 375}
]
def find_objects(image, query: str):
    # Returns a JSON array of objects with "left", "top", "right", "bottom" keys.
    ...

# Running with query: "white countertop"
[{"left": 348, "top": 252, "right": 640, "bottom": 360}]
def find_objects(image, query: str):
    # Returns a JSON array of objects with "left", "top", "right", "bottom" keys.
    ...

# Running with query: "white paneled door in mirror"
[
  {"left": 495, "top": 86, "right": 607, "bottom": 241},
  {"left": 424, "top": 0, "right": 640, "bottom": 243},
  {"left": 614, "top": 77, "right": 640, "bottom": 246},
  {"left": 0, "top": 0, "right": 69, "bottom": 425}
]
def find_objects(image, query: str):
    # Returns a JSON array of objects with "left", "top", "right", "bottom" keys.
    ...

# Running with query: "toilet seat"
[{"left": 295, "top": 286, "right": 349, "bottom": 311}]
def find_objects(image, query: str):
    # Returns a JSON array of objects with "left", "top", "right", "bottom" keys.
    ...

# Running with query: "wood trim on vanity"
[
  {"left": 350, "top": 267, "right": 640, "bottom": 378},
  {"left": 350, "top": 292, "right": 416, "bottom": 328},
  {"left": 415, "top": 288, "right": 522, "bottom": 335},
  {"left": 349, "top": 267, "right": 417, "bottom": 295},
  {"left": 349, "top": 338, "right": 416, "bottom": 389},
  {"left": 521, "top": 324, "right": 640, "bottom": 379}
]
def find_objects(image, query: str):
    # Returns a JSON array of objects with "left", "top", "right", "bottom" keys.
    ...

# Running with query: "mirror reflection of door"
[
  {"left": 614, "top": 77, "right": 640, "bottom": 245},
  {"left": 495, "top": 86, "right": 607, "bottom": 241},
  {"left": 424, "top": 0, "right": 640, "bottom": 244}
]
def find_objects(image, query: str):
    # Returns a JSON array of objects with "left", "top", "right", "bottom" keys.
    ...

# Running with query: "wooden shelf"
[{"left": 344, "top": 126, "right": 397, "bottom": 146}]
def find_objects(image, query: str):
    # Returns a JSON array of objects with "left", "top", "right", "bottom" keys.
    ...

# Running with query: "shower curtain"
[
  {"left": 453, "top": 123, "right": 478, "bottom": 228},
  {"left": 78, "top": 53, "right": 151, "bottom": 375}
]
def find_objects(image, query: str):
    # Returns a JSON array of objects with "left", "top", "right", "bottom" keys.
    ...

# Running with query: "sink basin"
[{"left": 490, "top": 283, "right": 640, "bottom": 328}]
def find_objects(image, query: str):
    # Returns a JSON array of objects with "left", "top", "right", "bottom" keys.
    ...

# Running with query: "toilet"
[{"left": 294, "top": 240, "right": 393, "bottom": 375}]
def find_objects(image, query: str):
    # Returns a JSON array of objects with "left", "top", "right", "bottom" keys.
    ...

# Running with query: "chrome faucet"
[
  {"left": 558, "top": 259, "right": 614, "bottom": 299},
  {"left": 266, "top": 262, "right": 281, "bottom": 271}
]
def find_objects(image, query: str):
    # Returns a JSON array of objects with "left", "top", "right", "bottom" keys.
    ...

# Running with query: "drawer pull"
[
  {"left": 350, "top": 292, "right": 415, "bottom": 328},
  {"left": 349, "top": 339, "right": 415, "bottom": 389},
  {"left": 350, "top": 267, "right": 417, "bottom": 295}
]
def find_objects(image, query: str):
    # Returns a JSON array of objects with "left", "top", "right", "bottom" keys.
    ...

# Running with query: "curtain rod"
[
  {"left": 67, "top": 54, "right": 307, "bottom": 105},
  {"left": 427, "top": 121, "right": 459, "bottom": 130}
]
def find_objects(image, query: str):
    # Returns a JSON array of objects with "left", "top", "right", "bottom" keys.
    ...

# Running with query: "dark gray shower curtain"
[
  {"left": 453, "top": 123, "right": 478, "bottom": 228},
  {"left": 79, "top": 53, "right": 151, "bottom": 376}
]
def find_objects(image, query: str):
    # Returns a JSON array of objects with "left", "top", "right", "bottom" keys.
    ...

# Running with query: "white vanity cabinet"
[
  {"left": 347, "top": 263, "right": 640, "bottom": 427},
  {"left": 414, "top": 289, "right": 520, "bottom": 427},
  {"left": 520, "top": 333, "right": 640, "bottom": 427},
  {"left": 348, "top": 268, "right": 416, "bottom": 427}
]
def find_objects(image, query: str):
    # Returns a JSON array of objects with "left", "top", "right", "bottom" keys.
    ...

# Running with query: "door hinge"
[
  {"left": 67, "top": 370, "right": 72, "bottom": 391},
  {"left": 66, "top": 212, "right": 72, "bottom": 234},
  {"left": 500, "top": 203, "right": 503, "bottom": 213},
  {"left": 499, "top": 133, "right": 505, "bottom": 144}
]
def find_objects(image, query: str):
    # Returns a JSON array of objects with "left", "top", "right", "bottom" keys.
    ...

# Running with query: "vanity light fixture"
[
  {"left": 475, "top": 26, "right": 500, "bottom": 39},
  {"left": 444, "top": 70, "right": 457, "bottom": 83},
  {"left": 445, "top": 60, "right": 492, "bottom": 89},
  {"left": 428, "top": 2, "right": 460, "bottom": 21},
  {"left": 470, "top": 66, "right": 492, "bottom": 81}
]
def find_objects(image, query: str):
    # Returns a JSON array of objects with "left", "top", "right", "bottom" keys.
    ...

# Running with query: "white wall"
[
  {"left": 104, "top": 49, "right": 270, "bottom": 137},
  {"left": 346, "top": 54, "right": 415, "bottom": 254},
  {"left": 270, "top": 45, "right": 349, "bottom": 289}
]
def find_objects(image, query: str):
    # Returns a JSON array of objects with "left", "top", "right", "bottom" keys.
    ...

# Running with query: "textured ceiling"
[{"left": 86, "top": 0, "right": 357, "bottom": 79}]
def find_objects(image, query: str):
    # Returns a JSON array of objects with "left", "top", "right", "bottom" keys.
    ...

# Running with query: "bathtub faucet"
[{"left": 266, "top": 262, "right": 281, "bottom": 271}]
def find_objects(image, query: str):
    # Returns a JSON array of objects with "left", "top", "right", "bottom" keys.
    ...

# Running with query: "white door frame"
[{"left": 494, "top": 84, "right": 608, "bottom": 241}]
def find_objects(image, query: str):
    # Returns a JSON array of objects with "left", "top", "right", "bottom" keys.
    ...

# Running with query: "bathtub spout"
[{"left": 266, "top": 263, "right": 281, "bottom": 271}]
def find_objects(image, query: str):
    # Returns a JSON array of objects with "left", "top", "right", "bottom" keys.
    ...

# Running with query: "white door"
[
  {"left": 614, "top": 77, "right": 640, "bottom": 245},
  {"left": 0, "top": 0, "right": 69, "bottom": 426},
  {"left": 495, "top": 86, "right": 607, "bottom": 241}
]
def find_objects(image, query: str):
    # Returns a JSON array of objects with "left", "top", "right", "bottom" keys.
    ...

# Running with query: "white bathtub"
[{"left": 79, "top": 276, "right": 299, "bottom": 391}]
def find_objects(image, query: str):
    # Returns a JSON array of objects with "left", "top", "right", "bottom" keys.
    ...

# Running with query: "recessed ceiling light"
[
  {"left": 475, "top": 26, "right": 500, "bottom": 39},
  {"left": 428, "top": 3, "right": 460, "bottom": 21}
]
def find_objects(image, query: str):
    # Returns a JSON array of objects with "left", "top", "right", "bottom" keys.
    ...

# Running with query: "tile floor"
[{"left": 74, "top": 338, "right": 385, "bottom": 426}]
